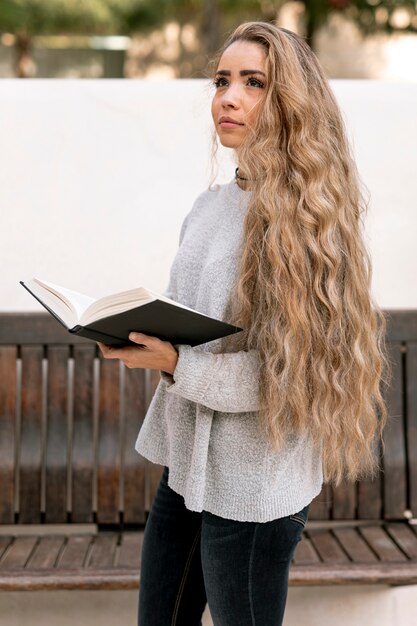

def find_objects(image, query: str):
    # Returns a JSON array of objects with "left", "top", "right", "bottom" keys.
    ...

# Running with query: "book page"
[
  {"left": 23, "top": 279, "right": 75, "bottom": 328},
  {"left": 80, "top": 287, "right": 211, "bottom": 326},
  {"left": 34, "top": 278, "right": 95, "bottom": 322},
  {"left": 29, "top": 279, "right": 211, "bottom": 327},
  {"left": 80, "top": 287, "right": 154, "bottom": 325}
]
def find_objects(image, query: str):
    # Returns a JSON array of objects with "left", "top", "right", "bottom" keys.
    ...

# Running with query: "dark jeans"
[{"left": 138, "top": 466, "right": 309, "bottom": 626}]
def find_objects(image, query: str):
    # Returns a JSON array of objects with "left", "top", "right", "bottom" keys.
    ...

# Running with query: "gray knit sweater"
[{"left": 135, "top": 179, "right": 323, "bottom": 522}]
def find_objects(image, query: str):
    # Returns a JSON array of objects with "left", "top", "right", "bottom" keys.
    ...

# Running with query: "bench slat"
[
  {"left": 45, "top": 346, "right": 69, "bottom": 523},
  {"left": 357, "top": 447, "right": 383, "bottom": 519},
  {"left": 0, "top": 536, "right": 38, "bottom": 568},
  {"left": 26, "top": 535, "right": 65, "bottom": 569},
  {"left": 332, "top": 527, "right": 378, "bottom": 562},
  {"left": 117, "top": 532, "right": 143, "bottom": 568},
  {"left": 383, "top": 341, "right": 407, "bottom": 519},
  {"left": 406, "top": 341, "right": 417, "bottom": 517},
  {"left": 357, "top": 326, "right": 397, "bottom": 520},
  {"left": 19, "top": 347, "right": 43, "bottom": 523},
  {"left": 0, "top": 536, "right": 13, "bottom": 562},
  {"left": 123, "top": 367, "right": 147, "bottom": 524},
  {"left": 0, "top": 347, "right": 17, "bottom": 524},
  {"left": 57, "top": 535, "right": 93, "bottom": 569},
  {"left": 144, "top": 370, "right": 165, "bottom": 512},
  {"left": 385, "top": 522, "right": 417, "bottom": 559},
  {"left": 332, "top": 481, "right": 356, "bottom": 520},
  {"left": 86, "top": 534, "right": 119, "bottom": 569},
  {"left": 97, "top": 360, "right": 121, "bottom": 524},
  {"left": 359, "top": 525, "right": 408, "bottom": 562},
  {"left": 306, "top": 529, "right": 350, "bottom": 563},
  {"left": 71, "top": 345, "right": 96, "bottom": 523}
]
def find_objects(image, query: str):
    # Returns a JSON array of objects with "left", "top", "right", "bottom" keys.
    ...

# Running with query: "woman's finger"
[
  {"left": 96, "top": 341, "right": 107, "bottom": 355},
  {"left": 97, "top": 342, "right": 125, "bottom": 360},
  {"left": 129, "top": 332, "right": 157, "bottom": 347}
]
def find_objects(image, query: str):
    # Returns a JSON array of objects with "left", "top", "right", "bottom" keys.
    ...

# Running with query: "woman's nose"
[{"left": 220, "top": 84, "right": 241, "bottom": 108}]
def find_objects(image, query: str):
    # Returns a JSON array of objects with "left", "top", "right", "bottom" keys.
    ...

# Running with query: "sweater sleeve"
[{"left": 160, "top": 344, "right": 260, "bottom": 413}]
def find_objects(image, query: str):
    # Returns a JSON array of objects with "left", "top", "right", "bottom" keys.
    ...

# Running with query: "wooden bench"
[{"left": 0, "top": 311, "right": 417, "bottom": 590}]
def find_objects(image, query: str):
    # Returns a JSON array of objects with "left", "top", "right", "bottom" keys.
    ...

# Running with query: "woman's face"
[{"left": 211, "top": 40, "right": 267, "bottom": 149}]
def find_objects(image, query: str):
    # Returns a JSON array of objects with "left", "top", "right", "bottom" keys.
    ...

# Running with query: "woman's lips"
[{"left": 219, "top": 121, "right": 244, "bottom": 128}]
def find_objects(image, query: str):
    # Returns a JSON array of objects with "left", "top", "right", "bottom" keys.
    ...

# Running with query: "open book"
[{"left": 20, "top": 278, "right": 243, "bottom": 347}]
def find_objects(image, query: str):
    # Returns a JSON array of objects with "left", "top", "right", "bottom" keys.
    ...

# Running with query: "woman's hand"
[{"left": 97, "top": 332, "right": 179, "bottom": 375}]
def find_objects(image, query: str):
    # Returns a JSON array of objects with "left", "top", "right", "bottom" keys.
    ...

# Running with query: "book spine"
[{"left": 71, "top": 325, "right": 132, "bottom": 347}]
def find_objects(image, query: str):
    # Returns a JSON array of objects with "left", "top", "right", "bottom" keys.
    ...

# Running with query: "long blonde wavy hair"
[{"left": 209, "top": 22, "right": 391, "bottom": 487}]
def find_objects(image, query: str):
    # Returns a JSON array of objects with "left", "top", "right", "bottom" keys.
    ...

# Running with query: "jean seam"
[
  {"left": 248, "top": 524, "right": 258, "bottom": 626},
  {"left": 289, "top": 515, "right": 306, "bottom": 527},
  {"left": 171, "top": 525, "right": 202, "bottom": 626}
]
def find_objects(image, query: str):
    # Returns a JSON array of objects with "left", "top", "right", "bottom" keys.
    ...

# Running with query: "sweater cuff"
[{"left": 161, "top": 344, "right": 220, "bottom": 404}]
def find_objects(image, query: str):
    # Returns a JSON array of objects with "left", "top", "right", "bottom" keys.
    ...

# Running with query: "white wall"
[
  {"left": 0, "top": 79, "right": 416, "bottom": 311},
  {"left": 1, "top": 584, "right": 417, "bottom": 626}
]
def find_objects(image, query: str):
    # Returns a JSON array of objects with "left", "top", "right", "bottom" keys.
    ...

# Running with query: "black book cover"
[{"left": 20, "top": 281, "right": 243, "bottom": 347}]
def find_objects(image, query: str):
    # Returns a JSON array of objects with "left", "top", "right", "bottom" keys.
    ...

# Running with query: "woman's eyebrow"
[{"left": 215, "top": 69, "right": 266, "bottom": 77}]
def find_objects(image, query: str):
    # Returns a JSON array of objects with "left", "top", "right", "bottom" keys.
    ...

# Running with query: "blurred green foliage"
[
  {"left": 0, "top": 0, "right": 416, "bottom": 37},
  {"left": 0, "top": 0, "right": 142, "bottom": 34},
  {"left": 304, "top": 0, "right": 417, "bottom": 39},
  {"left": 0, "top": 0, "right": 416, "bottom": 77}
]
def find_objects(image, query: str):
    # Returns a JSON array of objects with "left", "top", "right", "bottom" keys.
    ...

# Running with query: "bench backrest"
[
  {"left": 0, "top": 311, "right": 416, "bottom": 526},
  {"left": 0, "top": 314, "right": 162, "bottom": 527},
  {"left": 309, "top": 309, "right": 417, "bottom": 522}
]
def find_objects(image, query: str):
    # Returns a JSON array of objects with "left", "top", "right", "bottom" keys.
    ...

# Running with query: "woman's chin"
[{"left": 218, "top": 136, "right": 242, "bottom": 149}]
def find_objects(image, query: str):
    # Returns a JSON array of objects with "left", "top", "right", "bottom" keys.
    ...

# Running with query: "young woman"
[{"left": 98, "top": 21, "right": 389, "bottom": 626}]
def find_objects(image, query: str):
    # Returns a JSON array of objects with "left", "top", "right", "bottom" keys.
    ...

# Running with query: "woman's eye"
[
  {"left": 213, "top": 76, "right": 265, "bottom": 89},
  {"left": 247, "top": 77, "right": 264, "bottom": 88},
  {"left": 213, "top": 77, "right": 228, "bottom": 88}
]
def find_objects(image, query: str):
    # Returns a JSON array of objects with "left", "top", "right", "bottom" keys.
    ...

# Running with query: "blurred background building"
[{"left": 0, "top": 0, "right": 416, "bottom": 80}]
